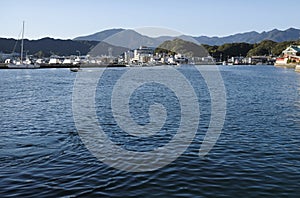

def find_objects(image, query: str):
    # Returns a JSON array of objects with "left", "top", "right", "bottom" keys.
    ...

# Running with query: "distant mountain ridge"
[
  {"left": 194, "top": 28, "right": 300, "bottom": 45},
  {"left": 74, "top": 28, "right": 300, "bottom": 46},
  {"left": 74, "top": 29, "right": 124, "bottom": 42},
  {"left": 1, "top": 27, "right": 299, "bottom": 59},
  {"left": 0, "top": 37, "right": 98, "bottom": 57},
  {"left": 75, "top": 29, "right": 171, "bottom": 49}
]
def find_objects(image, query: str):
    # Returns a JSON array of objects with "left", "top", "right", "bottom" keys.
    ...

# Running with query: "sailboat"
[{"left": 8, "top": 21, "right": 40, "bottom": 69}]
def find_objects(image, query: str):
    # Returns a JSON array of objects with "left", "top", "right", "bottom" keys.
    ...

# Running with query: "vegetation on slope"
[{"left": 1, "top": 36, "right": 300, "bottom": 59}]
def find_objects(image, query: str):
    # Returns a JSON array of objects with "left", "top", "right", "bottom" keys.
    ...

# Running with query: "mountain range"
[
  {"left": 74, "top": 28, "right": 300, "bottom": 46},
  {"left": 0, "top": 37, "right": 98, "bottom": 57},
  {"left": 0, "top": 28, "right": 299, "bottom": 59},
  {"left": 194, "top": 28, "right": 300, "bottom": 45}
]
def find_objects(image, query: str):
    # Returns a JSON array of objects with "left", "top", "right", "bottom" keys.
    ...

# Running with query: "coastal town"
[
  {"left": 0, "top": 23, "right": 299, "bottom": 69},
  {"left": 3, "top": 0, "right": 300, "bottom": 197},
  {"left": 0, "top": 41, "right": 299, "bottom": 70}
]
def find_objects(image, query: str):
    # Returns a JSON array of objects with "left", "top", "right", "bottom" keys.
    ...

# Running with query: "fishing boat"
[
  {"left": 70, "top": 67, "right": 81, "bottom": 72},
  {"left": 8, "top": 21, "right": 40, "bottom": 69}
]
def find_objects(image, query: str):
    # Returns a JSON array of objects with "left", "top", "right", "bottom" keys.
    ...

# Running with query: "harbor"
[
  {"left": 1, "top": 0, "right": 300, "bottom": 197},
  {"left": 2, "top": 41, "right": 299, "bottom": 69}
]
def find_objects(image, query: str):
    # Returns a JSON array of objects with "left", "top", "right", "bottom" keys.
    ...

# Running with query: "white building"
[
  {"left": 282, "top": 45, "right": 300, "bottom": 57},
  {"left": 132, "top": 46, "right": 154, "bottom": 64},
  {"left": 124, "top": 50, "right": 134, "bottom": 64},
  {"left": 49, "top": 57, "right": 62, "bottom": 64},
  {"left": 276, "top": 45, "right": 300, "bottom": 65}
]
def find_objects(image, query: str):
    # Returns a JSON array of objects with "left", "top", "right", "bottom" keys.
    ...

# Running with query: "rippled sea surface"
[{"left": 1, "top": 66, "right": 300, "bottom": 197}]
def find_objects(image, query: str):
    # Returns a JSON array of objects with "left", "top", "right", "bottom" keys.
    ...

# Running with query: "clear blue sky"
[{"left": 1, "top": 0, "right": 299, "bottom": 40}]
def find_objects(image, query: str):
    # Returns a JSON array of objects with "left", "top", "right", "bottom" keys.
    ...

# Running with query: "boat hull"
[
  {"left": 7, "top": 64, "right": 40, "bottom": 69},
  {"left": 70, "top": 67, "right": 80, "bottom": 72}
]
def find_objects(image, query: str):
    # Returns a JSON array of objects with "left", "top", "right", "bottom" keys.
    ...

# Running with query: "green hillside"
[
  {"left": 155, "top": 38, "right": 209, "bottom": 57},
  {"left": 0, "top": 37, "right": 98, "bottom": 57}
]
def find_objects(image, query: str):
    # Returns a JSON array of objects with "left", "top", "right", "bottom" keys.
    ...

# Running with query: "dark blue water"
[{"left": 1, "top": 66, "right": 300, "bottom": 197}]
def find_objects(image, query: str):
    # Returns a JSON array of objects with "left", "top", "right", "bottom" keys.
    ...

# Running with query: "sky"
[{"left": 1, "top": 0, "right": 299, "bottom": 40}]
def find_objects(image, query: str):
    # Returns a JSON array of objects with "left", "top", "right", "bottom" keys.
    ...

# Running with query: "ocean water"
[{"left": 0, "top": 66, "right": 300, "bottom": 197}]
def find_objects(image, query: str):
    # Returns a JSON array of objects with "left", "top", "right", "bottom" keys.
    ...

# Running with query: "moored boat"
[
  {"left": 8, "top": 21, "right": 40, "bottom": 69},
  {"left": 8, "top": 63, "right": 40, "bottom": 69}
]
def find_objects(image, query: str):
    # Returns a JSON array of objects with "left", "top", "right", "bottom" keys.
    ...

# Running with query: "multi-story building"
[{"left": 132, "top": 46, "right": 154, "bottom": 64}]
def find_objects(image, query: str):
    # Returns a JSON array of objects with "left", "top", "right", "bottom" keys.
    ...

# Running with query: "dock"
[{"left": 0, "top": 63, "right": 127, "bottom": 69}]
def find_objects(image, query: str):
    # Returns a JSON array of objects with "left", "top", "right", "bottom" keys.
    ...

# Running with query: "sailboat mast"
[{"left": 20, "top": 21, "right": 24, "bottom": 62}]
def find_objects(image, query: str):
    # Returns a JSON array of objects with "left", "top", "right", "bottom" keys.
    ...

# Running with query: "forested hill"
[
  {"left": 203, "top": 39, "right": 300, "bottom": 59},
  {"left": 1, "top": 37, "right": 300, "bottom": 59},
  {"left": 155, "top": 38, "right": 209, "bottom": 57},
  {"left": 0, "top": 37, "right": 98, "bottom": 57},
  {"left": 156, "top": 38, "right": 300, "bottom": 59}
]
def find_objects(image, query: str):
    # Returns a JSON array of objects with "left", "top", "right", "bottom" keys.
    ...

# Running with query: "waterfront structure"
[
  {"left": 174, "top": 54, "right": 188, "bottom": 64},
  {"left": 275, "top": 45, "right": 300, "bottom": 66},
  {"left": 282, "top": 45, "right": 300, "bottom": 57},
  {"left": 124, "top": 50, "right": 134, "bottom": 64},
  {"left": 275, "top": 57, "right": 288, "bottom": 65},
  {"left": 49, "top": 56, "right": 62, "bottom": 64},
  {"left": 132, "top": 46, "right": 154, "bottom": 64}
]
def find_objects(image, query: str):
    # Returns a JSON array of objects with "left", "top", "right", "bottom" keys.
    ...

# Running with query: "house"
[
  {"left": 282, "top": 45, "right": 300, "bottom": 57},
  {"left": 275, "top": 45, "right": 300, "bottom": 65}
]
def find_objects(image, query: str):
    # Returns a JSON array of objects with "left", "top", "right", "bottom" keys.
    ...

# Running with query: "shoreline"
[
  {"left": 0, "top": 63, "right": 128, "bottom": 69},
  {"left": 274, "top": 63, "right": 297, "bottom": 69}
]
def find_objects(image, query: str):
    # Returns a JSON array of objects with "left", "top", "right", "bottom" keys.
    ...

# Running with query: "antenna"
[{"left": 20, "top": 21, "right": 25, "bottom": 62}]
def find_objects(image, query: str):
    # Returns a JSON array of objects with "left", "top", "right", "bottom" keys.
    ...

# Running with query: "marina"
[{"left": 1, "top": 0, "right": 300, "bottom": 197}]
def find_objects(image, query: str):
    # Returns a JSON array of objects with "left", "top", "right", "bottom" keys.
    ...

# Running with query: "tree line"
[
  {"left": 1, "top": 36, "right": 299, "bottom": 60},
  {"left": 203, "top": 40, "right": 300, "bottom": 61}
]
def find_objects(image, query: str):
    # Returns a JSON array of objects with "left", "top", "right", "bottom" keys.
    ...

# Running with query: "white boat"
[
  {"left": 8, "top": 21, "right": 40, "bottom": 69},
  {"left": 8, "top": 62, "right": 40, "bottom": 69}
]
